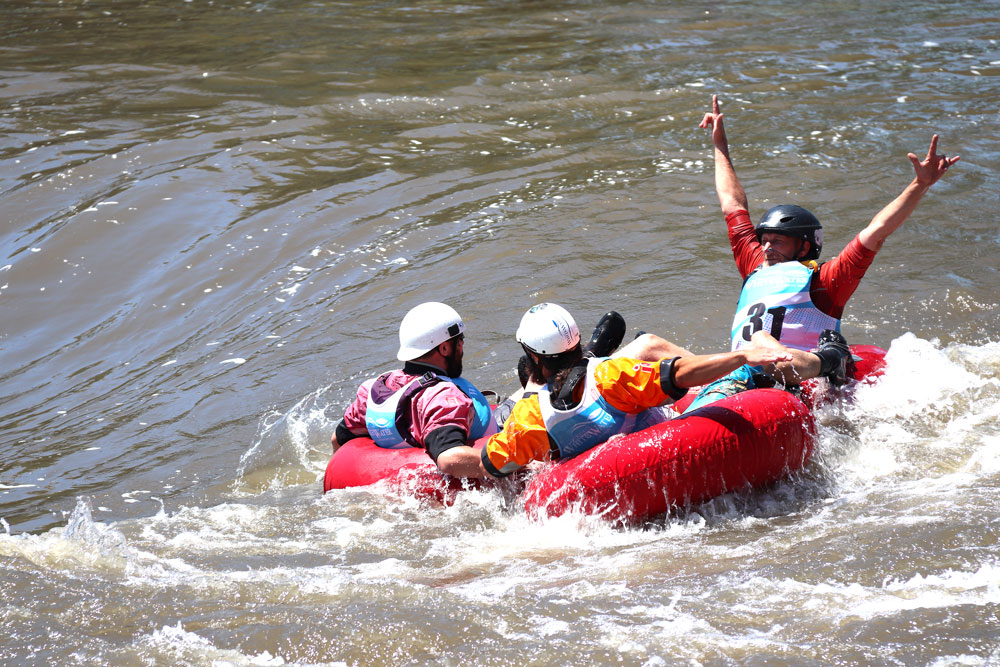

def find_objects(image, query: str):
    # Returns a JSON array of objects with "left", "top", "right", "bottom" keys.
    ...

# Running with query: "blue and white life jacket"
[
  {"left": 364, "top": 371, "right": 496, "bottom": 449},
  {"left": 730, "top": 261, "right": 840, "bottom": 352},
  {"left": 538, "top": 357, "right": 662, "bottom": 460}
]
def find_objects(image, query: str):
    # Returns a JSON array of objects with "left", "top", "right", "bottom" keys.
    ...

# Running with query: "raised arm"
[
  {"left": 699, "top": 94, "right": 749, "bottom": 215},
  {"left": 857, "top": 134, "right": 960, "bottom": 252}
]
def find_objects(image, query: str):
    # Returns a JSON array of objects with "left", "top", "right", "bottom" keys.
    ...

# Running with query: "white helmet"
[
  {"left": 397, "top": 302, "right": 465, "bottom": 361},
  {"left": 516, "top": 303, "right": 580, "bottom": 356}
]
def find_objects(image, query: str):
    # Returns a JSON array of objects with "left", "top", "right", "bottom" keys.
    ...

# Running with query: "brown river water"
[{"left": 2, "top": 0, "right": 999, "bottom": 664}]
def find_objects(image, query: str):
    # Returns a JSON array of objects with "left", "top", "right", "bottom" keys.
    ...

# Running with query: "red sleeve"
[
  {"left": 811, "top": 235, "right": 878, "bottom": 318},
  {"left": 726, "top": 210, "right": 765, "bottom": 280}
]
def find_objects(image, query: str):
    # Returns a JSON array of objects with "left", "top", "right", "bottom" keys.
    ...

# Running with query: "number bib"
[{"left": 730, "top": 262, "right": 840, "bottom": 352}]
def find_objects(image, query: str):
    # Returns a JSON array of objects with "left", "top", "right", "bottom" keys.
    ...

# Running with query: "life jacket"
[
  {"left": 730, "top": 261, "right": 840, "bottom": 352},
  {"left": 364, "top": 371, "right": 496, "bottom": 449},
  {"left": 538, "top": 357, "right": 662, "bottom": 460}
]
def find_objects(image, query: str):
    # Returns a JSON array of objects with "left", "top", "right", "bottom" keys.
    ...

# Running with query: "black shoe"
[
  {"left": 584, "top": 311, "right": 626, "bottom": 358},
  {"left": 816, "top": 329, "right": 851, "bottom": 386}
]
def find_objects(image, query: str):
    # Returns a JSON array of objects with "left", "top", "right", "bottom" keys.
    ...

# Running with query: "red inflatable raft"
[
  {"left": 323, "top": 345, "right": 887, "bottom": 523},
  {"left": 322, "top": 434, "right": 490, "bottom": 502}
]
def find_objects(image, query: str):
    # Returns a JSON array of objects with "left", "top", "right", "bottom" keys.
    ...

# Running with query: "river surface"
[{"left": 2, "top": 0, "right": 999, "bottom": 664}]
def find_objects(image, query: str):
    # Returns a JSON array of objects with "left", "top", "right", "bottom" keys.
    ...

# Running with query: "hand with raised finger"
[
  {"left": 908, "top": 134, "right": 960, "bottom": 188},
  {"left": 698, "top": 94, "right": 727, "bottom": 147}
]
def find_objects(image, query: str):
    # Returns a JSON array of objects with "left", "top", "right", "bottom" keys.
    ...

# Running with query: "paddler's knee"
[
  {"left": 616, "top": 333, "right": 693, "bottom": 361},
  {"left": 749, "top": 330, "right": 781, "bottom": 347}
]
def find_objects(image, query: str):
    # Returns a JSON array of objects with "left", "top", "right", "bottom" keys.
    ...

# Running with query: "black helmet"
[{"left": 755, "top": 205, "right": 823, "bottom": 260}]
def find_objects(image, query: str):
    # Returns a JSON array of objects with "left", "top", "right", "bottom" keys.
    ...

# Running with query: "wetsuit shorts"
[{"left": 683, "top": 364, "right": 775, "bottom": 413}]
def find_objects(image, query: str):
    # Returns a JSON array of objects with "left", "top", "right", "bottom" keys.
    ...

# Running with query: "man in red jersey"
[{"left": 686, "top": 95, "right": 959, "bottom": 411}]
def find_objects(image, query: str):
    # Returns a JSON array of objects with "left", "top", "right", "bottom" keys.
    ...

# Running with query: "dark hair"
[
  {"left": 521, "top": 343, "right": 582, "bottom": 393},
  {"left": 516, "top": 354, "right": 530, "bottom": 388}
]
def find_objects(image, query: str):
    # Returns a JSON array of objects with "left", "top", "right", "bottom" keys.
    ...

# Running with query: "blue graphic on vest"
[{"left": 448, "top": 376, "right": 498, "bottom": 441}]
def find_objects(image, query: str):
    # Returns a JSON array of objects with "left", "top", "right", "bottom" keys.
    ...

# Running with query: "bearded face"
[
  {"left": 445, "top": 349, "right": 462, "bottom": 378},
  {"left": 444, "top": 336, "right": 464, "bottom": 377}
]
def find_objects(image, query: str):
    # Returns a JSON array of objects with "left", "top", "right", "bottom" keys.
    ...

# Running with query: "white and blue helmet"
[{"left": 516, "top": 303, "right": 580, "bottom": 356}]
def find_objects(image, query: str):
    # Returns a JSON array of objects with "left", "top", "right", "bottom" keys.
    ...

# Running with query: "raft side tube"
[{"left": 521, "top": 388, "right": 815, "bottom": 524}]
